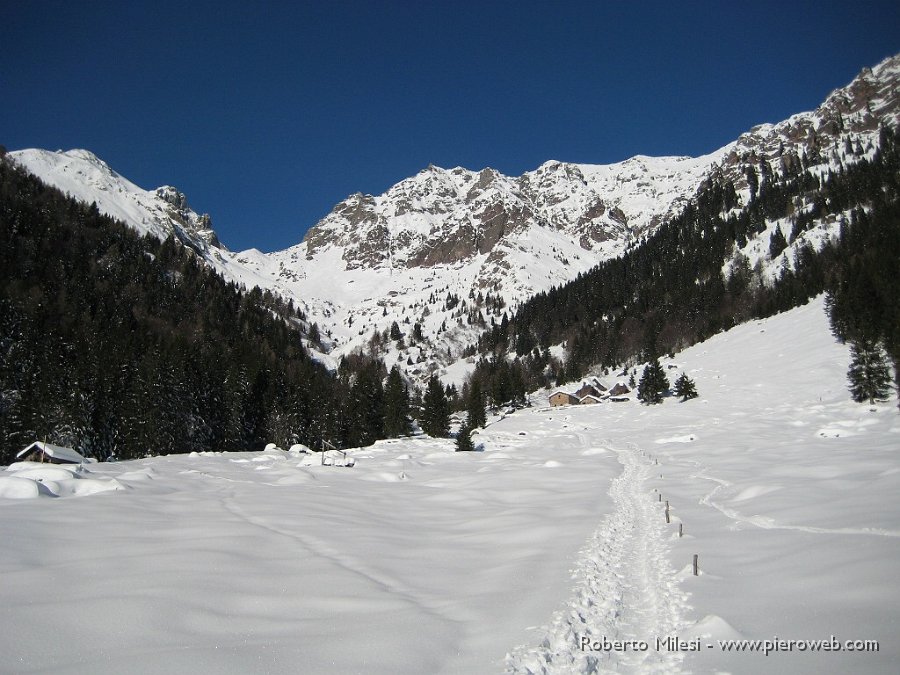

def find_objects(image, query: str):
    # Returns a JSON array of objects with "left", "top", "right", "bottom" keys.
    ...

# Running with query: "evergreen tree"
[
  {"left": 383, "top": 366, "right": 412, "bottom": 437},
  {"left": 847, "top": 339, "right": 892, "bottom": 403},
  {"left": 389, "top": 321, "right": 402, "bottom": 341},
  {"left": 420, "top": 375, "right": 449, "bottom": 437},
  {"left": 344, "top": 361, "right": 384, "bottom": 447},
  {"left": 637, "top": 359, "right": 669, "bottom": 405},
  {"left": 308, "top": 322, "right": 321, "bottom": 345},
  {"left": 466, "top": 379, "right": 487, "bottom": 429},
  {"left": 769, "top": 225, "right": 788, "bottom": 259},
  {"left": 673, "top": 372, "right": 698, "bottom": 401},
  {"left": 746, "top": 165, "right": 759, "bottom": 202},
  {"left": 455, "top": 422, "right": 475, "bottom": 452}
]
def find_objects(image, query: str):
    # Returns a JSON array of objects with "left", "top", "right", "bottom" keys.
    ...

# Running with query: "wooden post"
[
  {"left": 693, "top": 554, "right": 699, "bottom": 576},
  {"left": 679, "top": 523, "right": 683, "bottom": 537},
  {"left": 665, "top": 501, "right": 670, "bottom": 523},
  {"left": 659, "top": 494, "right": 662, "bottom": 502}
]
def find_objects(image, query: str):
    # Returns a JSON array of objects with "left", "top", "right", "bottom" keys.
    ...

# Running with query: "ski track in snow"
[
  {"left": 506, "top": 442, "right": 688, "bottom": 674},
  {"left": 220, "top": 496, "right": 469, "bottom": 628},
  {"left": 691, "top": 467, "right": 900, "bottom": 539}
]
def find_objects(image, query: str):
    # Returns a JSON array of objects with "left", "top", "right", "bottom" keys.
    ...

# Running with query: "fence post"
[{"left": 693, "top": 554, "right": 699, "bottom": 576}]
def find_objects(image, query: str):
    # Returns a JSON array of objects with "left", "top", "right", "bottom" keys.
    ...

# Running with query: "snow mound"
[
  {"left": 1, "top": 463, "right": 124, "bottom": 500},
  {"left": 0, "top": 476, "right": 42, "bottom": 499}
]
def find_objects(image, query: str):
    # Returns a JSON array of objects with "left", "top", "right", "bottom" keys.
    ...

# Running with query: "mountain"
[
  {"left": 9, "top": 54, "right": 900, "bottom": 384},
  {"left": 6, "top": 148, "right": 221, "bottom": 249}
]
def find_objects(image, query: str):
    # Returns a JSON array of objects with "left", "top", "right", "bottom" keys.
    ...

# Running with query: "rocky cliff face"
[
  {"left": 298, "top": 151, "right": 725, "bottom": 279},
  {"left": 717, "top": 56, "right": 900, "bottom": 196}
]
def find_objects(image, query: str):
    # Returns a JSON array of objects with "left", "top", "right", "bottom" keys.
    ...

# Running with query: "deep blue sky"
[{"left": 3, "top": 1, "right": 899, "bottom": 252}]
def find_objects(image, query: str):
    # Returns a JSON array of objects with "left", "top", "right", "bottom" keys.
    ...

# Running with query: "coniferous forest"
[
  {"left": 0, "top": 158, "right": 412, "bottom": 463},
  {"left": 467, "top": 127, "right": 900, "bottom": 404}
]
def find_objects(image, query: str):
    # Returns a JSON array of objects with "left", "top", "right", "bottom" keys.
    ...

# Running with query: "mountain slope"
[
  {"left": 6, "top": 148, "right": 289, "bottom": 299},
  {"left": 9, "top": 54, "right": 900, "bottom": 384},
  {"left": 0, "top": 159, "right": 341, "bottom": 463}
]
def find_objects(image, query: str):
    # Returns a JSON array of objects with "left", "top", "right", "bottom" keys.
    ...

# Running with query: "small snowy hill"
[{"left": 2, "top": 297, "right": 897, "bottom": 674}]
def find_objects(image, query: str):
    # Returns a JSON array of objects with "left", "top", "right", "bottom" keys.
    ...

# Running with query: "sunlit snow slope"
[{"left": 1, "top": 296, "right": 897, "bottom": 674}]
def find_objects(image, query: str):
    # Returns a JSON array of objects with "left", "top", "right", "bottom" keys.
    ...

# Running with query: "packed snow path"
[{"left": 507, "top": 443, "right": 688, "bottom": 674}]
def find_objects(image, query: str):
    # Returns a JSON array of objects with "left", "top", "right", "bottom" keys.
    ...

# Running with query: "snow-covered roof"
[{"left": 16, "top": 442, "right": 84, "bottom": 464}]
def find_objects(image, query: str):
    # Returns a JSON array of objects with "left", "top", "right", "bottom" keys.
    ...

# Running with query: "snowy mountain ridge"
[
  {"left": 9, "top": 53, "right": 900, "bottom": 382},
  {"left": 9, "top": 148, "right": 221, "bottom": 250}
]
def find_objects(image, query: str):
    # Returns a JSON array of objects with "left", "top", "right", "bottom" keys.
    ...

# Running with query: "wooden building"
[
  {"left": 608, "top": 382, "right": 631, "bottom": 396},
  {"left": 16, "top": 442, "right": 85, "bottom": 465},
  {"left": 549, "top": 391, "right": 580, "bottom": 407},
  {"left": 575, "top": 383, "right": 605, "bottom": 399}
]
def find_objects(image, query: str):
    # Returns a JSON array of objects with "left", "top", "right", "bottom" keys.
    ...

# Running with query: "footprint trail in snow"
[{"left": 506, "top": 444, "right": 689, "bottom": 674}]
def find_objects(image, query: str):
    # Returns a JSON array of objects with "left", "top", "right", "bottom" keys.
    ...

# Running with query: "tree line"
[{"left": 465, "top": 126, "right": 900, "bottom": 405}]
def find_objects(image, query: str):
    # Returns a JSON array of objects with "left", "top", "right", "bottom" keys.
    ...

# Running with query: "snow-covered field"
[{"left": 2, "top": 297, "right": 898, "bottom": 674}]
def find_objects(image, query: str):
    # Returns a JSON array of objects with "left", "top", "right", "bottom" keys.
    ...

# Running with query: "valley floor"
[{"left": 1, "top": 297, "right": 898, "bottom": 674}]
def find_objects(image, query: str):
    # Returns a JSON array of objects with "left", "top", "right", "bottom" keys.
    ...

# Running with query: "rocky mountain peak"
[
  {"left": 155, "top": 185, "right": 189, "bottom": 210},
  {"left": 719, "top": 53, "right": 900, "bottom": 196}
]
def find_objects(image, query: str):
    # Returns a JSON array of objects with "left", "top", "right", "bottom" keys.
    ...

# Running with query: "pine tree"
[
  {"left": 455, "top": 422, "right": 475, "bottom": 452},
  {"left": 420, "top": 375, "right": 449, "bottom": 437},
  {"left": 383, "top": 366, "right": 412, "bottom": 437},
  {"left": 673, "top": 372, "right": 698, "bottom": 401},
  {"left": 345, "top": 362, "right": 384, "bottom": 447},
  {"left": 308, "top": 322, "right": 321, "bottom": 345},
  {"left": 847, "top": 339, "right": 892, "bottom": 403},
  {"left": 466, "top": 379, "right": 487, "bottom": 429},
  {"left": 769, "top": 225, "right": 788, "bottom": 259},
  {"left": 637, "top": 359, "right": 669, "bottom": 405}
]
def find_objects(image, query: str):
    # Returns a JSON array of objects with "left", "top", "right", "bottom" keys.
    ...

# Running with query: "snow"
[
  {"left": 0, "top": 462, "right": 123, "bottom": 499},
  {"left": 1, "top": 296, "right": 897, "bottom": 673},
  {"left": 16, "top": 441, "right": 86, "bottom": 464}
]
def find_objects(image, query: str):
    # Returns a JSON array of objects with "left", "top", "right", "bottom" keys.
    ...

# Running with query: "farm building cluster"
[{"left": 548, "top": 380, "right": 631, "bottom": 406}]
